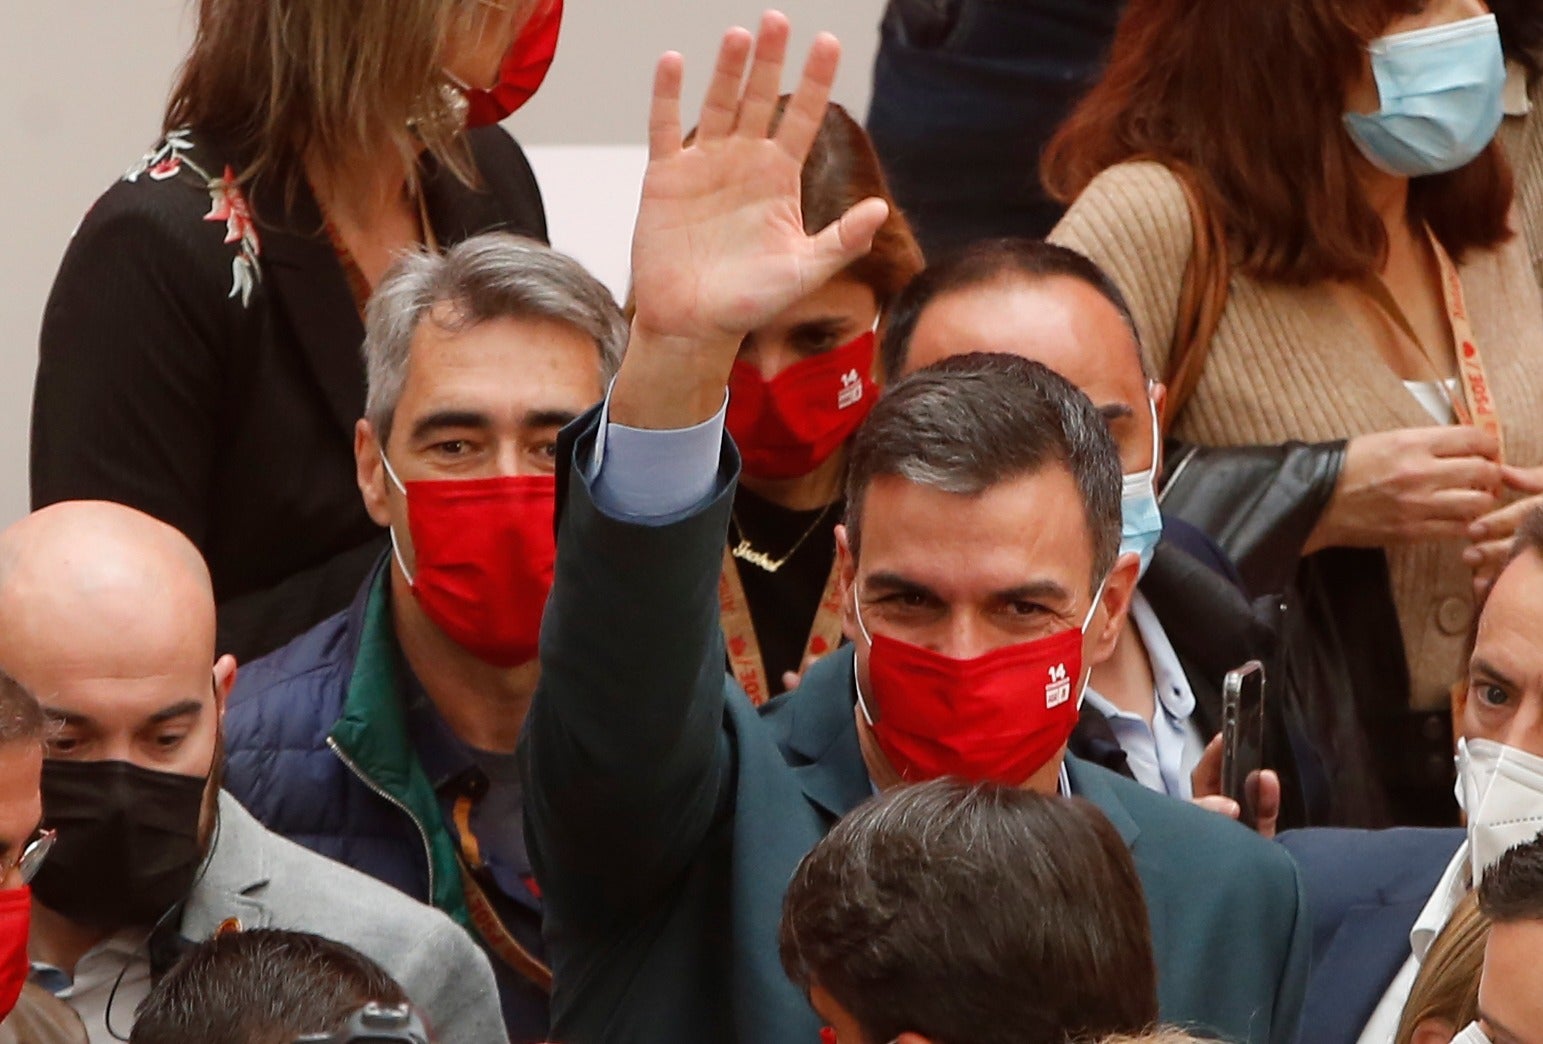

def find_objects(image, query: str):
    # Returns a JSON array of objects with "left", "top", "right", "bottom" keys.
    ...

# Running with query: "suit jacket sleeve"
[
  {"left": 522, "top": 409, "right": 740, "bottom": 929},
  {"left": 31, "top": 181, "right": 230, "bottom": 546},
  {"left": 397, "top": 917, "right": 506, "bottom": 1042},
  {"left": 1272, "top": 855, "right": 1312, "bottom": 1044}
]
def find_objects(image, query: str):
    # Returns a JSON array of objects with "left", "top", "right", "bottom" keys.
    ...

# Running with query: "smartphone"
[{"left": 1220, "top": 660, "right": 1267, "bottom": 829}]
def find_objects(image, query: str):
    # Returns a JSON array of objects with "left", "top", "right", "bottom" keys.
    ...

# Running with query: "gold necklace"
[{"left": 730, "top": 501, "right": 836, "bottom": 574}]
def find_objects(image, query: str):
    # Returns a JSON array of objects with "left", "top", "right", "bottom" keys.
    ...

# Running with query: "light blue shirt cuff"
[{"left": 589, "top": 385, "right": 728, "bottom": 520}]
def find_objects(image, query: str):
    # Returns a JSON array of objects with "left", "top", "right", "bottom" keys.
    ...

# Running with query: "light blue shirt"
[
  {"left": 590, "top": 388, "right": 728, "bottom": 521},
  {"left": 1082, "top": 593, "right": 1207, "bottom": 800}
]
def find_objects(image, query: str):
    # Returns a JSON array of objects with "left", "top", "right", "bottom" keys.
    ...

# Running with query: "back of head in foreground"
[
  {"left": 1471, "top": 834, "right": 1543, "bottom": 1042},
  {"left": 130, "top": 929, "right": 422, "bottom": 1044},
  {"left": 779, "top": 778, "right": 1158, "bottom": 1044}
]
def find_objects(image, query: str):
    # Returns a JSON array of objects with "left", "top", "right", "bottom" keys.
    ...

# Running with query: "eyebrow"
[
  {"left": 1098, "top": 403, "right": 1134, "bottom": 423},
  {"left": 1470, "top": 657, "right": 1518, "bottom": 691},
  {"left": 148, "top": 700, "right": 204, "bottom": 726},
  {"left": 788, "top": 317, "right": 850, "bottom": 342},
  {"left": 862, "top": 572, "right": 1073, "bottom": 607},
  {"left": 410, "top": 410, "right": 492, "bottom": 443},
  {"left": 523, "top": 408, "right": 580, "bottom": 430}
]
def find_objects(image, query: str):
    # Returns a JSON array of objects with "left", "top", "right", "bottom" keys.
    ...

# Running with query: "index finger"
[
  {"left": 772, "top": 30, "right": 841, "bottom": 162},
  {"left": 1426, "top": 424, "right": 1501, "bottom": 461},
  {"left": 648, "top": 52, "right": 686, "bottom": 160}
]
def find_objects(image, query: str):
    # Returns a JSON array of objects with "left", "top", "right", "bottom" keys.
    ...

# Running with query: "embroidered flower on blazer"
[{"left": 123, "top": 130, "right": 264, "bottom": 308}]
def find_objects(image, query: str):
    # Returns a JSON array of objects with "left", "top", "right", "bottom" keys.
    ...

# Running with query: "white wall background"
[{"left": 0, "top": 1, "right": 886, "bottom": 525}]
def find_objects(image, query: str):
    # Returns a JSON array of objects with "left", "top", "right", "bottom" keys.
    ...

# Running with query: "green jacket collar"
[{"left": 328, "top": 567, "right": 470, "bottom": 926}]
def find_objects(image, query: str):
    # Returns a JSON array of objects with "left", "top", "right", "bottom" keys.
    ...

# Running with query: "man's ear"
[
  {"left": 1150, "top": 380, "right": 1169, "bottom": 475},
  {"left": 212, "top": 654, "right": 238, "bottom": 717},
  {"left": 356, "top": 419, "right": 393, "bottom": 528},
  {"left": 1088, "top": 551, "right": 1140, "bottom": 668},
  {"left": 835, "top": 524, "right": 859, "bottom": 644}
]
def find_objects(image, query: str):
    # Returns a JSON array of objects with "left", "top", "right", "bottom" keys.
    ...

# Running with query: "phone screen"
[{"left": 1220, "top": 660, "right": 1267, "bottom": 830}]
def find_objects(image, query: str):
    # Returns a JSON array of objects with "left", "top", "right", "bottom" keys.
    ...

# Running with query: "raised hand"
[{"left": 612, "top": 12, "right": 891, "bottom": 431}]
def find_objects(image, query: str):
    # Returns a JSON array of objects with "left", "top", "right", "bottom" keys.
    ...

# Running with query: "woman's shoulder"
[
  {"left": 64, "top": 129, "right": 264, "bottom": 308},
  {"left": 1048, "top": 161, "right": 1197, "bottom": 370},
  {"left": 459, "top": 125, "right": 548, "bottom": 243},
  {"left": 1051, "top": 160, "right": 1193, "bottom": 247}
]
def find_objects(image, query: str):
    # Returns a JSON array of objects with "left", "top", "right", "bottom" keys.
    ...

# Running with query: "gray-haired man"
[{"left": 221, "top": 232, "right": 626, "bottom": 1043}]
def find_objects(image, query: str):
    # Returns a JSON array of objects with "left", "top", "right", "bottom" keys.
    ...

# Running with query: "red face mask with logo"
[
  {"left": 727, "top": 331, "right": 878, "bottom": 481},
  {"left": 0, "top": 887, "right": 30, "bottom": 1020},
  {"left": 853, "top": 583, "right": 1104, "bottom": 786},
  {"left": 385, "top": 458, "right": 557, "bottom": 668},
  {"left": 463, "top": 0, "right": 564, "bottom": 127}
]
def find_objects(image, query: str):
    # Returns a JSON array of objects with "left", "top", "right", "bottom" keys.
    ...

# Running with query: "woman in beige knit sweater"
[{"left": 1044, "top": 0, "right": 1543, "bottom": 820}]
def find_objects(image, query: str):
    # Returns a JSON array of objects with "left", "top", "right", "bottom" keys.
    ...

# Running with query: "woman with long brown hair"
[
  {"left": 32, "top": 0, "right": 557, "bottom": 661},
  {"left": 718, "top": 100, "right": 923, "bottom": 703},
  {"left": 1044, "top": 0, "right": 1543, "bottom": 824}
]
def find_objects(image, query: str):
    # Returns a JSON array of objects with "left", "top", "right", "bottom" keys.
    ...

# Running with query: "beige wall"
[{"left": 0, "top": 0, "right": 884, "bottom": 526}]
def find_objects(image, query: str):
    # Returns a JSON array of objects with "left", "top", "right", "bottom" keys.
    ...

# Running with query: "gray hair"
[
  {"left": 845, "top": 352, "right": 1123, "bottom": 588},
  {"left": 362, "top": 233, "right": 627, "bottom": 445}
]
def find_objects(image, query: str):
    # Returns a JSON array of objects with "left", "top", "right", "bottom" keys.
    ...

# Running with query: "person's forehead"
[
  {"left": 402, "top": 312, "right": 603, "bottom": 404},
  {"left": 909, "top": 276, "right": 1142, "bottom": 391},
  {"left": 1476, "top": 552, "right": 1543, "bottom": 669},
  {"left": 757, "top": 275, "right": 879, "bottom": 332},
  {"left": 35, "top": 670, "right": 212, "bottom": 725},
  {"left": 857, "top": 468, "right": 1097, "bottom": 587}
]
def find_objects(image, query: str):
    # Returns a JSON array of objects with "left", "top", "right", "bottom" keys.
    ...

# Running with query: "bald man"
[{"left": 0, "top": 502, "right": 503, "bottom": 1043}]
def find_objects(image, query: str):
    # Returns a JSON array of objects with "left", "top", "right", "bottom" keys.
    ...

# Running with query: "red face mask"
[
  {"left": 854, "top": 584, "right": 1104, "bottom": 786},
  {"left": 463, "top": 0, "right": 564, "bottom": 127},
  {"left": 385, "top": 457, "right": 557, "bottom": 668},
  {"left": 0, "top": 887, "right": 30, "bottom": 1020},
  {"left": 727, "top": 331, "right": 878, "bottom": 481}
]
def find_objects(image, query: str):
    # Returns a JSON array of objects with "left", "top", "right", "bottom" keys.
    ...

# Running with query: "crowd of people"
[{"left": 7, "top": 0, "right": 1543, "bottom": 1041}]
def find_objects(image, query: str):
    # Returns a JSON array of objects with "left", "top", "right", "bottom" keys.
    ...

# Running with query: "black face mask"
[{"left": 32, "top": 759, "right": 207, "bottom": 931}]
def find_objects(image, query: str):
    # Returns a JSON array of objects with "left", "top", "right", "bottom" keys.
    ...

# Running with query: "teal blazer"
[{"left": 523, "top": 413, "right": 1309, "bottom": 1043}]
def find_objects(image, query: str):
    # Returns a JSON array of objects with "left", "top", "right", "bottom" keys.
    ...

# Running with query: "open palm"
[{"left": 629, "top": 14, "right": 889, "bottom": 351}]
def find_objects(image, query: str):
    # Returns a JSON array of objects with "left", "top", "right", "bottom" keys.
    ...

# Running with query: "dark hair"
[
  {"left": 879, "top": 238, "right": 1143, "bottom": 384},
  {"left": 788, "top": 100, "right": 925, "bottom": 308},
  {"left": 0, "top": 670, "right": 45, "bottom": 748},
  {"left": 130, "top": 930, "right": 410, "bottom": 1044},
  {"left": 1506, "top": 507, "right": 1543, "bottom": 569},
  {"left": 1479, "top": 834, "right": 1543, "bottom": 925},
  {"left": 1041, "top": 0, "right": 1513, "bottom": 284},
  {"left": 845, "top": 353, "right": 1122, "bottom": 586},
  {"left": 1494, "top": 0, "right": 1543, "bottom": 76},
  {"left": 779, "top": 779, "right": 1159, "bottom": 1044}
]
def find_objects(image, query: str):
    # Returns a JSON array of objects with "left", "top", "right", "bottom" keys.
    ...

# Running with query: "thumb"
[
  {"left": 1502, "top": 464, "right": 1543, "bottom": 495},
  {"left": 804, "top": 197, "right": 890, "bottom": 289},
  {"left": 1191, "top": 733, "right": 1224, "bottom": 796}
]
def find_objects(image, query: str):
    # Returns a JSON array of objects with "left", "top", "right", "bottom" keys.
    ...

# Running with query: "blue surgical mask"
[
  {"left": 1343, "top": 14, "right": 1505, "bottom": 178},
  {"left": 1120, "top": 389, "right": 1164, "bottom": 580}
]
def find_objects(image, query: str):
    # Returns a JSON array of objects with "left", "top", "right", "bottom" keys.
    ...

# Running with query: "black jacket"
[{"left": 32, "top": 126, "right": 546, "bottom": 661}]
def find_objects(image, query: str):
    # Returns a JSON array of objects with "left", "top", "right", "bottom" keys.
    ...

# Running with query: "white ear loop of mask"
[
  {"left": 850, "top": 574, "right": 1110, "bottom": 726},
  {"left": 1120, "top": 385, "right": 1162, "bottom": 498},
  {"left": 1449, "top": 1020, "right": 1492, "bottom": 1044},
  {"left": 380, "top": 454, "right": 416, "bottom": 587}
]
